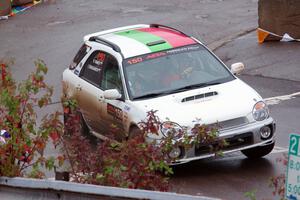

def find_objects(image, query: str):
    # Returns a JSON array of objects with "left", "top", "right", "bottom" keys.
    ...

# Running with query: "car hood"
[{"left": 132, "top": 79, "right": 262, "bottom": 126}]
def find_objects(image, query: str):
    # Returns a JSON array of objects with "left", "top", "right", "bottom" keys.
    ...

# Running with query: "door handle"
[{"left": 75, "top": 84, "right": 82, "bottom": 91}]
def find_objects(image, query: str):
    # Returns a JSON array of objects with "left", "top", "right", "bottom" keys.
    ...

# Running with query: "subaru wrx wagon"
[{"left": 62, "top": 24, "right": 276, "bottom": 163}]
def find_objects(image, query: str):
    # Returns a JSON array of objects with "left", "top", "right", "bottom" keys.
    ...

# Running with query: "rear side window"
[
  {"left": 80, "top": 51, "right": 107, "bottom": 87},
  {"left": 69, "top": 44, "right": 91, "bottom": 69}
]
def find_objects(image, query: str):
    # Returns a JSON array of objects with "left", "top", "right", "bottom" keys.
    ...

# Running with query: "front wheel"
[
  {"left": 128, "top": 126, "right": 142, "bottom": 140},
  {"left": 79, "top": 112, "right": 90, "bottom": 137},
  {"left": 241, "top": 142, "right": 275, "bottom": 159}
]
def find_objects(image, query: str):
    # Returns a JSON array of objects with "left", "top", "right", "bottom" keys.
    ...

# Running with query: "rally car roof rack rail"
[
  {"left": 149, "top": 24, "right": 189, "bottom": 36},
  {"left": 89, "top": 36, "right": 122, "bottom": 55}
]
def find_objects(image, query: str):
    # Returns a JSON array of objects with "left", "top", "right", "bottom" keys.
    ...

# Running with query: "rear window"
[{"left": 69, "top": 44, "right": 91, "bottom": 69}]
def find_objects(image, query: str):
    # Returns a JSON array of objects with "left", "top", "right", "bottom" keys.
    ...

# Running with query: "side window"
[
  {"left": 69, "top": 44, "right": 91, "bottom": 69},
  {"left": 80, "top": 51, "right": 106, "bottom": 87},
  {"left": 100, "top": 55, "right": 123, "bottom": 92}
]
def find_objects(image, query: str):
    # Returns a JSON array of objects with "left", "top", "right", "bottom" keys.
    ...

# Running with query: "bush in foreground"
[
  {"left": 61, "top": 101, "right": 225, "bottom": 191},
  {"left": 0, "top": 60, "right": 225, "bottom": 191},
  {"left": 0, "top": 60, "right": 64, "bottom": 178}
]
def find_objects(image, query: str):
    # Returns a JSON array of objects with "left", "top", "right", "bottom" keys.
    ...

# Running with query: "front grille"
[
  {"left": 209, "top": 117, "right": 249, "bottom": 131},
  {"left": 195, "top": 132, "right": 253, "bottom": 156}
]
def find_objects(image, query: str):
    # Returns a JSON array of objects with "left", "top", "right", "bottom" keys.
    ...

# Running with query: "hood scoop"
[{"left": 181, "top": 91, "right": 218, "bottom": 103}]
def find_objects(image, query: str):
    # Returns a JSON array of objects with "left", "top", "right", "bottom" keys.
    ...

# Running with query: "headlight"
[
  {"left": 252, "top": 101, "right": 269, "bottom": 121},
  {"left": 160, "top": 121, "right": 182, "bottom": 138}
]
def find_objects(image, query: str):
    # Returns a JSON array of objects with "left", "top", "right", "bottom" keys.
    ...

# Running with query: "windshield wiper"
[
  {"left": 133, "top": 82, "right": 221, "bottom": 100},
  {"left": 171, "top": 82, "right": 221, "bottom": 93},
  {"left": 133, "top": 92, "right": 168, "bottom": 100}
]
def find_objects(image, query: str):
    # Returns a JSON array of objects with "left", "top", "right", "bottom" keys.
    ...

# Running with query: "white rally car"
[{"left": 63, "top": 24, "right": 276, "bottom": 163}]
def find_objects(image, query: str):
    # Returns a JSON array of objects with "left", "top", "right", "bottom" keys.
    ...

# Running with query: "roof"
[{"left": 84, "top": 24, "right": 198, "bottom": 58}]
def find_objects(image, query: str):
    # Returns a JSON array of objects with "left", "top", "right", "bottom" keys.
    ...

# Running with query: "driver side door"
[{"left": 99, "top": 54, "right": 127, "bottom": 140}]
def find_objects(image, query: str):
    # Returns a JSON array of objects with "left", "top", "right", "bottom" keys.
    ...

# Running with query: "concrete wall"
[
  {"left": 0, "top": 177, "right": 220, "bottom": 200},
  {"left": 258, "top": 0, "right": 300, "bottom": 38}
]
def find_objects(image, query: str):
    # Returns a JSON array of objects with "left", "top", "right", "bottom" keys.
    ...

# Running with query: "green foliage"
[
  {"left": 244, "top": 189, "right": 257, "bottom": 200},
  {"left": 0, "top": 60, "right": 64, "bottom": 178}
]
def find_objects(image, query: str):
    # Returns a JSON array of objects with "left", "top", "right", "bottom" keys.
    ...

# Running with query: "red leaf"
[
  {"left": 34, "top": 140, "right": 45, "bottom": 151},
  {"left": 20, "top": 156, "right": 25, "bottom": 161},
  {"left": 63, "top": 107, "right": 70, "bottom": 114},
  {"left": 50, "top": 132, "right": 59, "bottom": 142},
  {"left": 1, "top": 64, "right": 6, "bottom": 82},
  {"left": 23, "top": 144, "right": 31, "bottom": 152}
]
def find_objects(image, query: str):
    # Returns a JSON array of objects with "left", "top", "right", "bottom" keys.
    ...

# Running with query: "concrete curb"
[
  {"left": 0, "top": 177, "right": 220, "bottom": 200},
  {"left": 208, "top": 27, "right": 256, "bottom": 51}
]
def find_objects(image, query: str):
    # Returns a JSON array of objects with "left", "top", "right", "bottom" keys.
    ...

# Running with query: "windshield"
[{"left": 123, "top": 44, "right": 235, "bottom": 100}]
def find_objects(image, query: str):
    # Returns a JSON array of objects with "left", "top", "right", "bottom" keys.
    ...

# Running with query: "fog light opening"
[
  {"left": 169, "top": 147, "right": 182, "bottom": 159},
  {"left": 260, "top": 126, "right": 272, "bottom": 140}
]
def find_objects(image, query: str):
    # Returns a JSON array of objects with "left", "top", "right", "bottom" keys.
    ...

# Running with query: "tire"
[
  {"left": 128, "top": 126, "right": 142, "bottom": 140},
  {"left": 79, "top": 112, "right": 99, "bottom": 146},
  {"left": 64, "top": 111, "right": 99, "bottom": 146},
  {"left": 79, "top": 113, "right": 90, "bottom": 137},
  {"left": 241, "top": 142, "right": 275, "bottom": 159}
]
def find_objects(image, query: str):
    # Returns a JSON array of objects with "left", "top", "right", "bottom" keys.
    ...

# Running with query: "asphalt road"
[
  {"left": 1, "top": 0, "right": 299, "bottom": 200},
  {"left": 172, "top": 30, "right": 300, "bottom": 200}
]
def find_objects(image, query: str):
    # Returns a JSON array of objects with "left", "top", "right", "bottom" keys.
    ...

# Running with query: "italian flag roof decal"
[{"left": 115, "top": 27, "right": 196, "bottom": 53}]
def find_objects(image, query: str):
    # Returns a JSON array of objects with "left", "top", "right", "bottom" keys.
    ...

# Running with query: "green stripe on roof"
[{"left": 115, "top": 30, "right": 172, "bottom": 52}]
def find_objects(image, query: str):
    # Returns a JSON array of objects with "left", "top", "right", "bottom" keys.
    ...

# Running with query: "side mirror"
[
  {"left": 103, "top": 89, "right": 122, "bottom": 100},
  {"left": 230, "top": 62, "right": 245, "bottom": 75}
]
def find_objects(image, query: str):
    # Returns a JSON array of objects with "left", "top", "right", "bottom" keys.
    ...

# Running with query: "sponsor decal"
[
  {"left": 92, "top": 59, "right": 102, "bottom": 66},
  {"left": 92, "top": 52, "right": 106, "bottom": 66},
  {"left": 166, "top": 45, "right": 200, "bottom": 54},
  {"left": 87, "top": 64, "right": 101, "bottom": 72},
  {"left": 124, "top": 105, "right": 131, "bottom": 111},
  {"left": 97, "top": 52, "right": 106, "bottom": 63},
  {"left": 107, "top": 103, "right": 123, "bottom": 121},
  {"left": 125, "top": 44, "right": 201, "bottom": 66},
  {"left": 146, "top": 52, "right": 167, "bottom": 59}
]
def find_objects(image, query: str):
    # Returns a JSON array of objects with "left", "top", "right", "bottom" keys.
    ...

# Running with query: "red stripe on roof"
[{"left": 137, "top": 27, "right": 197, "bottom": 48}]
